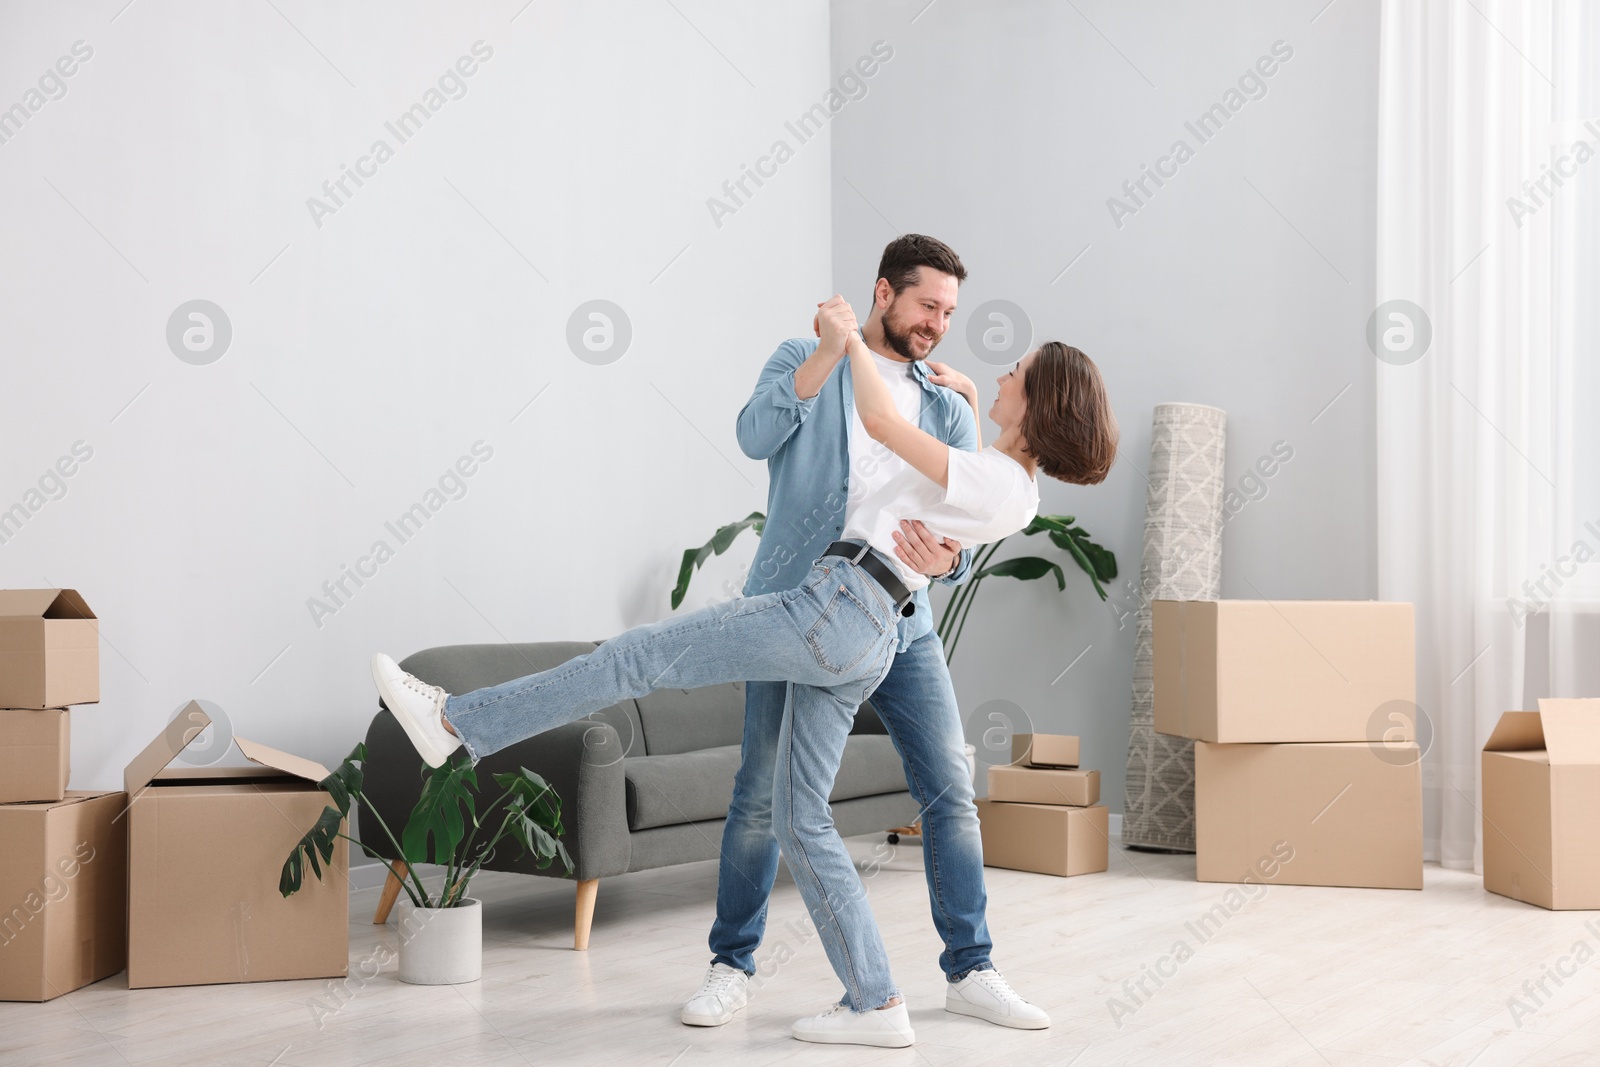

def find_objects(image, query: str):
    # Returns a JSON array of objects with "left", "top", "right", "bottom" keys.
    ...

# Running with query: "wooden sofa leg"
[
  {"left": 574, "top": 878, "right": 599, "bottom": 951},
  {"left": 373, "top": 862, "right": 409, "bottom": 924}
]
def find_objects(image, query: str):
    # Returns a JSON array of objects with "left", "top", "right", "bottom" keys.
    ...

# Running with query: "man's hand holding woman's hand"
[{"left": 814, "top": 295, "right": 858, "bottom": 358}]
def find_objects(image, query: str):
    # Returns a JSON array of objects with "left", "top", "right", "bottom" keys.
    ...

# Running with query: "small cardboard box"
[
  {"left": 1195, "top": 740, "right": 1422, "bottom": 890},
  {"left": 0, "top": 791, "right": 128, "bottom": 1002},
  {"left": 1154, "top": 599, "right": 1415, "bottom": 743},
  {"left": 1482, "top": 698, "right": 1600, "bottom": 910},
  {"left": 1011, "top": 733, "right": 1080, "bottom": 768},
  {"left": 0, "top": 589, "right": 98, "bottom": 709},
  {"left": 124, "top": 706, "right": 348, "bottom": 989},
  {"left": 0, "top": 709, "right": 70, "bottom": 803},
  {"left": 988, "top": 764, "right": 1099, "bottom": 807},
  {"left": 976, "top": 800, "right": 1108, "bottom": 877}
]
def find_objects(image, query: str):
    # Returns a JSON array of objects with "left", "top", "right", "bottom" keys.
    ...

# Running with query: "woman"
[{"left": 373, "top": 295, "right": 1117, "bottom": 1042}]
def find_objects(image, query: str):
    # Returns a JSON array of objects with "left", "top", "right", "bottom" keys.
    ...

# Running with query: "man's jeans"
[
  {"left": 710, "top": 618, "right": 994, "bottom": 985},
  {"left": 442, "top": 544, "right": 911, "bottom": 1010}
]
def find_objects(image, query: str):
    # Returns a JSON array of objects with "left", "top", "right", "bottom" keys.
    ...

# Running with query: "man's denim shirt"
[{"left": 735, "top": 335, "right": 978, "bottom": 653}]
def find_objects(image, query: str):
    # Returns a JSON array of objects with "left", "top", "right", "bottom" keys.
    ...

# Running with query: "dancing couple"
[{"left": 374, "top": 235, "right": 1117, "bottom": 1047}]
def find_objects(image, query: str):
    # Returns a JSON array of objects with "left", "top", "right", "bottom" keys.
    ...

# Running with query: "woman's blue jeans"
[{"left": 443, "top": 544, "right": 907, "bottom": 1011}]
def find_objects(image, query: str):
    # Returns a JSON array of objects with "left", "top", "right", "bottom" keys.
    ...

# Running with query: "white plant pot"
[{"left": 396, "top": 897, "right": 482, "bottom": 985}]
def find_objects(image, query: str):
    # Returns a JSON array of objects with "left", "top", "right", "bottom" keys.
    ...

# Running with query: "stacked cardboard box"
[
  {"left": 976, "top": 733, "right": 1109, "bottom": 877},
  {"left": 0, "top": 589, "right": 127, "bottom": 1002},
  {"left": 0, "top": 589, "right": 98, "bottom": 803},
  {"left": 1, "top": 590, "right": 350, "bottom": 1001},
  {"left": 1154, "top": 599, "right": 1423, "bottom": 891}
]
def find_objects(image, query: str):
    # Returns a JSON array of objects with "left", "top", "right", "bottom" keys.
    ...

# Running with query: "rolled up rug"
[{"left": 1121, "top": 402, "right": 1227, "bottom": 852}]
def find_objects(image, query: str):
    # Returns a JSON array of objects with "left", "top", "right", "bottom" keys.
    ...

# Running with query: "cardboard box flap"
[
  {"left": 1537, "top": 698, "right": 1600, "bottom": 764},
  {"left": 1484, "top": 711, "right": 1544, "bottom": 753},
  {"left": 0, "top": 588, "right": 95, "bottom": 620},
  {"left": 235, "top": 737, "right": 331, "bottom": 784},
  {"left": 124, "top": 704, "right": 211, "bottom": 794}
]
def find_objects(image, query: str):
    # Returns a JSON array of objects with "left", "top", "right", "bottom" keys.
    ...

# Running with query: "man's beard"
[{"left": 880, "top": 303, "right": 939, "bottom": 362}]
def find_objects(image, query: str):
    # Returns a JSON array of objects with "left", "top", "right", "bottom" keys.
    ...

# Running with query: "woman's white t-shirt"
[{"left": 841, "top": 444, "right": 1041, "bottom": 592}]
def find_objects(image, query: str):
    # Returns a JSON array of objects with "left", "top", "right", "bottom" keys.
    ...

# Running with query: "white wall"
[
  {"left": 4, "top": 1, "right": 1382, "bottom": 825},
  {"left": 829, "top": 0, "right": 1381, "bottom": 812},
  {"left": 0, "top": 1, "right": 831, "bottom": 786}
]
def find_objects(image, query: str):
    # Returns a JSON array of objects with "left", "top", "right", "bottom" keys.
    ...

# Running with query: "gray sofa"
[{"left": 357, "top": 642, "right": 920, "bottom": 948}]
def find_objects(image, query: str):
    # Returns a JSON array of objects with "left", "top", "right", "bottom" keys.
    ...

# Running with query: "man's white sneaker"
[
  {"left": 792, "top": 1001, "right": 914, "bottom": 1048},
  {"left": 945, "top": 969, "right": 1049, "bottom": 1029},
  {"left": 680, "top": 963, "right": 750, "bottom": 1026},
  {"left": 371, "top": 653, "right": 462, "bottom": 768}
]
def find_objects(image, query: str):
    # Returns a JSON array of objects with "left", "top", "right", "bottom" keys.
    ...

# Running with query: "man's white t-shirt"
[{"left": 841, "top": 353, "right": 1041, "bottom": 591}]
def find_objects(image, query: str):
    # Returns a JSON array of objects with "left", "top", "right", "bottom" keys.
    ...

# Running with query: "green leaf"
[
  {"left": 1050, "top": 529, "right": 1114, "bottom": 599},
  {"left": 315, "top": 744, "right": 367, "bottom": 817},
  {"left": 280, "top": 805, "right": 344, "bottom": 897},
  {"left": 975, "top": 555, "right": 1066, "bottom": 590},
  {"left": 669, "top": 512, "right": 765, "bottom": 609},
  {"left": 1022, "top": 514, "right": 1075, "bottom": 536},
  {"left": 487, "top": 767, "right": 573, "bottom": 877},
  {"left": 404, "top": 756, "right": 478, "bottom": 866}
]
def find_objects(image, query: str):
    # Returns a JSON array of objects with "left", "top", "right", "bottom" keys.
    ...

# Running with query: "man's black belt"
[{"left": 822, "top": 540, "right": 916, "bottom": 617}]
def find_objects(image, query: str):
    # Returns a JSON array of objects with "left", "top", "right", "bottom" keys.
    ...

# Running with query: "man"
[{"left": 682, "top": 235, "right": 1049, "bottom": 1042}]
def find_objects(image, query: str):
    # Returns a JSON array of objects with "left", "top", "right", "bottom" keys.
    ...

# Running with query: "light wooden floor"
[{"left": 6, "top": 835, "right": 1599, "bottom": 1066}]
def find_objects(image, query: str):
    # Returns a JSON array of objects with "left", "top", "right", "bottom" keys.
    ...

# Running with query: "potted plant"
[
  {"left": 933, "top": 513, "right": 1116, "bottom": 663},
  {"left": 280, "top": 744, "right": 572, "bottom": 985}
]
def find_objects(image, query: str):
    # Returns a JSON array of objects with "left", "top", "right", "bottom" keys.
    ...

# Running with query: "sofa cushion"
[
  {"left": 401, "top": 642, "right": 646, "bottom": 759},
  {"left": 623, "top": 733, "right": 911, "bottom": 830},
  {"left": 631, "top": 682, "right": 894, "bottom": 758},
  {"left": 633, "top": 681, "right": 746, "bottom": 756}
]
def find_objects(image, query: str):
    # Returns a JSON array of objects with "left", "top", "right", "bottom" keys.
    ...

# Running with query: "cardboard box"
[
  {"left": 0, "top": 589, "right": 98, "bottom": 709},
  {"left": 976, "top": 800, "right": 1108, "bottom": 877},
  {"left": 1011, "top": 733, "right": 1080, "bottom": 768},
  {"left": 988, "top": 764, "right": 1099, "bottom": 807},
  {"left": 1195, "top": 741, "right": 1422, "bottom": 890},
  {"left": 124, "top": 706, "right": 348, "bottom": 988},
  {"left": 0, "top": 708, "right": 69, "bottom": 803},
  {"left": 1482, "top": 698, "right": 1600, "bottom": 910},
  {"left": 1154, "top": 599, "right": 1415, "bottom": 743},
  {"left": 0, "top": 791, "right": 128, "bottom": 1002}
]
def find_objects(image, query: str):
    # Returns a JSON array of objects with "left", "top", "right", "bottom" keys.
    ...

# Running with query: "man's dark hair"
[{"left": 876, "top": 234, "right": 967, "bottom": 295}]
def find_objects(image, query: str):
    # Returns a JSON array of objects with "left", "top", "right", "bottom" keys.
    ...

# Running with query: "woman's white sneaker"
[
  {"left": 681, "top": 963, "right": 750, "bottom": 1026},
  {"left": 371, "top": 653, "right": 462, "bottom": 768},
  {"left": 945, "top": 969, "right": 1049, "bottom": 1029},
  {"left": 792, "top": 1001, "right": 914, "bottom": 1047}
]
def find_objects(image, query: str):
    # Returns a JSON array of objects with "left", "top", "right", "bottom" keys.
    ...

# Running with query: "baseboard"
[
  {"left": 349, "top": 813, "right": 1127, "bottom": 896},
  {"left": 348, "top": 860, "right": 412, "bottom": 894}
]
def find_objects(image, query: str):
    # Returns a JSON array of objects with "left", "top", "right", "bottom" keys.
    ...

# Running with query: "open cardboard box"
[
  {"left": 0, "top": 589, "right": 98, "bottom": 709},
  {"left": 0, "top": 708, "right": 70, "bottom": 803},
  {"left": 1195, "top": 740, "right": 1422, "bottom": 890},
  {"left": 1154, "top": 599, "right": 1415, "bottom": 743},
  {"left": 1482, "top": 698, "right": 1600, "bottom": 910},
  {"left": 0, "top": 791, "right": 127, "bottom": 1002},
  {"left": 123, "top": 704, "right": 349, "bottom": 989}
]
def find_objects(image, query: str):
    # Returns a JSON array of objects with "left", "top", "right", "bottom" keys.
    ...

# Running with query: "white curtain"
[{"left": 1377, "top": 0, "right": 1599, "bottom": 869}]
